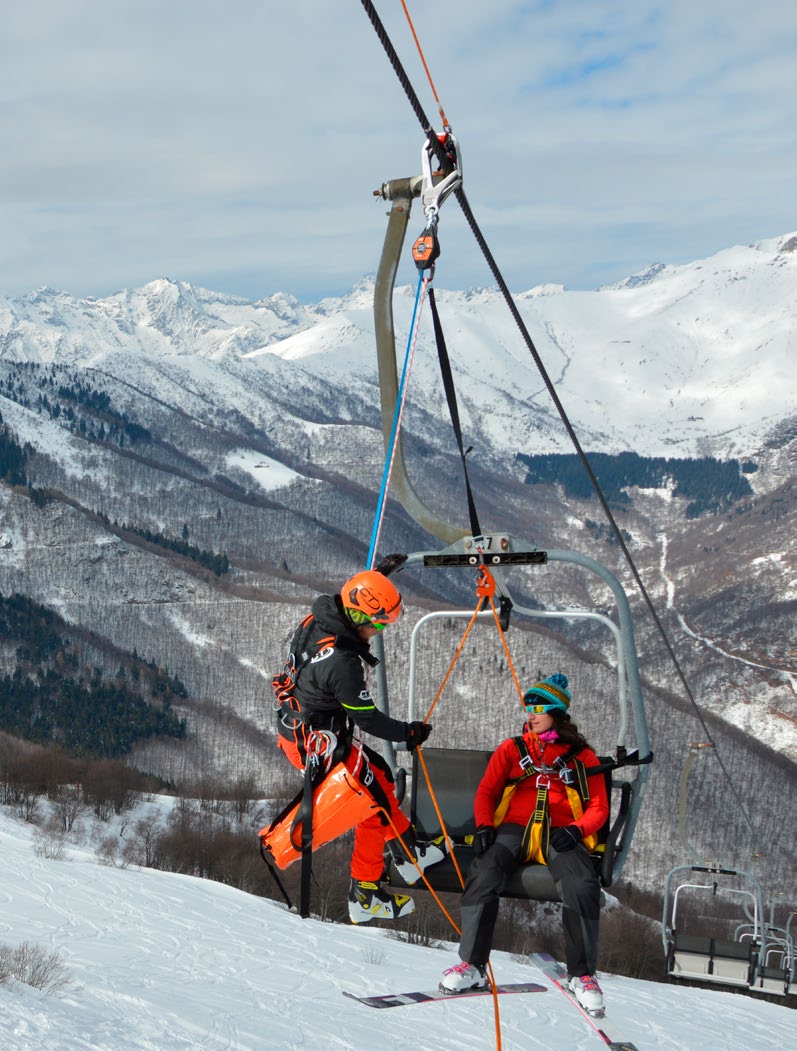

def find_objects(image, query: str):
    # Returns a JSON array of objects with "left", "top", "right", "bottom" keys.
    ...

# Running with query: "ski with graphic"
[
  {"left": 529, "top": 953, "right": 641, "bottom": 1050},
  {"left": 343, "top": 980, "right": 546, "bottom": 1009}
]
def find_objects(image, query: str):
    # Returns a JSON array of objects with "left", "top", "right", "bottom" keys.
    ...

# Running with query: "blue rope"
[{"left": 367, "top": 270, "right": 426, "bottom": 569}]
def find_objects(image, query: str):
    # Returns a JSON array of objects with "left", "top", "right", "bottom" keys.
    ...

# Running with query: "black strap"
[
  {"left": 296, "top": 734, "right": 355, "bottom": 918},
  {"left": 584, "top": 749, "right": 654, "bottom": 777},
  {"left": 259, "top": 841, "right": 294, "bottom": 910},
  {"left": 428, "top": 287, "right": 482, "bottom": 541},
  {"left": 298, "top": 755, "right": 320, "bottom": 918}
]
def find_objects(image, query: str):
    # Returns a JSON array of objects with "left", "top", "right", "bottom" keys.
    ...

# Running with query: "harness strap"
[{"left": 297, "top": 751, "right": 328, "bottom": 917}]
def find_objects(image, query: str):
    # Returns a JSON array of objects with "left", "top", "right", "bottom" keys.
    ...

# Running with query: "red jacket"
[{"left": 473, "top": 731, "right": 609, "bottom": 840}]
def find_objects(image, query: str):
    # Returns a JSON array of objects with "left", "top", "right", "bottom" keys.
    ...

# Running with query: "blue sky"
[{"left": 2, "top": 1, "right": 796, "bottom": 303}]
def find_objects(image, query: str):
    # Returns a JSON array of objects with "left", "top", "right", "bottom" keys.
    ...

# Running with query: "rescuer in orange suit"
[{"left": 276, "top": 567, "right": 447, "bottom": 923}]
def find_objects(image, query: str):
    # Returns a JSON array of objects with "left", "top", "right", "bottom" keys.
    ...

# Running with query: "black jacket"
[{"left": 292, "top": 594, "right": 410, "bottom": 743}]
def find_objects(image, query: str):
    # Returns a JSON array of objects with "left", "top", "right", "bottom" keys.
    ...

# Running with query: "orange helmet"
[{"left": 340, "top": 570, "right": 402, "bottom": 631}]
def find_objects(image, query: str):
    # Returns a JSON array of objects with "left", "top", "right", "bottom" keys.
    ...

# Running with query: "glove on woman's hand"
[
  {"left": 473, "top": 825, "right": 497, "bottom": 856},
  {"left": 550, "top": 825, "right": 581, "bottom": 852}
]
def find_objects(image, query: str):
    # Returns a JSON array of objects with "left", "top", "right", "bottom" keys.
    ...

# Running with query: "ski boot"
[
  {"left": 440, "top": 960, "right": 488, "bottom": 993},
  {"left": 568, "top": 974, "right": 605, "bottom": 1016},
  {"left": 386, "top": 827, "right": 448, "bottom": 885},
  {"left": 348, "top": 879, "right": 415, "bottom": 924}
]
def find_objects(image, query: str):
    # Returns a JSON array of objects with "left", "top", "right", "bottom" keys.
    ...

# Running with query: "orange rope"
[
  {"left": 386, "top": 808, "right": 503, "bottom": 1049},
  {"left": 421, "top": 600, "right": 482, "bottom": 726},
  {"left": 487, "top": 590, "right": 527, "bottom": 716},
  {"left": 412, "top": 575, "right": 523, "bottom": 1051},
  {"left": 416, "top": 746, "right": 466, "bottom": 888},
  {"left": 415, "top": 574, "right": 524, "bottom": 894},
  {"left": 383, "top": 814, "right": 461, "bottom": 933},
  {"left": 486, "top": 962, "right": 503, "bottom": 1051},
  {"left": 399, "top": 0, "right": 452, "bottom": 134}
]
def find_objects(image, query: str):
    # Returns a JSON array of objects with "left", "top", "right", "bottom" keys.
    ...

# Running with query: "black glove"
[
  {"left": 375, "top": 553, "right": 408, "bottom": 578},
  {"left": 405, "top": 721, "right": 432, "bottom": 752},
  {"left": 550, "top": 825, "right": 581, "bottom": 853},
  {"left": 473, "top": 825, "right": 497, "bottom": 856}
]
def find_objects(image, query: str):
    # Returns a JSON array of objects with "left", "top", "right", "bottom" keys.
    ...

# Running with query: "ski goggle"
[
  {"left": 524, "top": 702, "right": 560, "bottom": 714},
  {"left": 346, "top": 607, "right": 390, "bottom": 631}
]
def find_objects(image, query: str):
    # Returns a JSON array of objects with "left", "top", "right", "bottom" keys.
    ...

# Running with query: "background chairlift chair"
[
  {"left": 745, "top": 918, "right": 794, "bottom": 997},
  {"left": 662, "top": 864, "right": 767, "bottom": 989}
]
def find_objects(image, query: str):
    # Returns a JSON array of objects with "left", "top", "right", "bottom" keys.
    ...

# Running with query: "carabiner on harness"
[
  {"left": 553, "top": 755, "right": 577, "bottom": 786},
  {"left": 305, "top": 730, "right": 338, "bottom": 775}
]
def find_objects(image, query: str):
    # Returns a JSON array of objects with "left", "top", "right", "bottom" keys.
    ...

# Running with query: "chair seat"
[{"left": 387, "top": 847, "right": 561, "bottom": 901}]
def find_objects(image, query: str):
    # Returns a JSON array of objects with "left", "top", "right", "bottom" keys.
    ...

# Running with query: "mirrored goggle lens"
[
  {"left": 525, "top": 703, "right": 557, "bottom": 714},
  {"left": 348, "top": 608, "right": 388, "bottom": 630}
]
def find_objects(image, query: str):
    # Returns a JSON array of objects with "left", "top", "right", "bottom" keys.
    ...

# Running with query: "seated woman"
[{"left": 439, "top": 672, "right": 609, "bottom": 1014}]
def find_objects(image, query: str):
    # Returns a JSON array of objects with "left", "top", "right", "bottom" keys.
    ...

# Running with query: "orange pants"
[{"left": 278, "top": 736, "right": 411, "bottom": 882}]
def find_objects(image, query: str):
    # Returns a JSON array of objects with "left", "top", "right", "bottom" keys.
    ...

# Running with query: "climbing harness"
[
  {"left": 259, "top": 735, "right": 394, "bottom": 916},
  {"left": 492, "top": 736, "right": 600, "bottom": 863}
]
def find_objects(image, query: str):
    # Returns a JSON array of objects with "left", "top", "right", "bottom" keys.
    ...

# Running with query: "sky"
[
  {"left": 2, "top": 2, "right": 796, "bottom": 305},
  {"left": 2, "top": 804, "right": 795, "bottom": 1051}
]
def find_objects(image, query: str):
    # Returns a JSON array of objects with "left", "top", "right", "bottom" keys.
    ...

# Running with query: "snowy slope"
[{"left": 0, "top": 809, "right": 793, "bottom": 1051}]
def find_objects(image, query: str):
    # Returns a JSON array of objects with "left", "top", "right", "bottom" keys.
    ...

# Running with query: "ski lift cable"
[{"left": 358, "top": 0, "right": 758, "bottom": 840}]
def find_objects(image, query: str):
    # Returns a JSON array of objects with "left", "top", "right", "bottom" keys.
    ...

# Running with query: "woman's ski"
[
  {"left": 530, "top": 953, "right": 640, "bottom": 1050},
  {"left": 343, "top": 981, "right": 546, "bottom": 1009}
]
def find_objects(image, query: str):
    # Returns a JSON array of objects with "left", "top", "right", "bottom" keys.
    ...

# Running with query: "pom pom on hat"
[{"left": 523, "top": 672, "right": 571, "bottom": 712}]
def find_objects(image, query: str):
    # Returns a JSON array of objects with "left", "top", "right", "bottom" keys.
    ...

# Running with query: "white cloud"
[{"left": 1, "top": 2, "right": 796, "bottom": 302}]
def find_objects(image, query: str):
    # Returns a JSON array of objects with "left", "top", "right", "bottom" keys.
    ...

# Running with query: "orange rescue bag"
[{"left": 259, "top": 760, "right": 383, "bottom": 870}]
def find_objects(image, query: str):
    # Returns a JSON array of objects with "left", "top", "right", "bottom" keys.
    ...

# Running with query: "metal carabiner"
[
  {"left": 412, "top": 135, "right": 462, "bottom": 273},
  {"left": 553, "top": 756, "right": 576, "bottom": 786},
  {"left": 418, "top": 134, "right": 462, "bottom": 226},
  {"left": 305, "top": 730, "right": 338, "bottom": 773}
]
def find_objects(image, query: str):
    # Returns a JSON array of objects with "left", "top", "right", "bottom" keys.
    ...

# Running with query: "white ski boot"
[
  {"left": 348, "top": 879, "right": 415, "bottom": 924},
  {"left": 568, "top": 974, "right": 605, "bottom": 1016},
  {"left": 439, "top": 961, "right": 488, "bottom": 993},
  {"left": 388, "top": 830, "right": 448, "bottom": 885}
]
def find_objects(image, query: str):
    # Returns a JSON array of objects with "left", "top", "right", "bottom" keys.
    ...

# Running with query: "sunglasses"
[{"left": 524, "top": 703, "right": 559, "bottom": 714}]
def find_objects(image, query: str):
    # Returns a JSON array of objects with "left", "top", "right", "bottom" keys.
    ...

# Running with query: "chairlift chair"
[
  {"left": 375, "top": 540, "right": 652, "bottom": 902},
  {"left": 662, "top": 864, "right": 767, "bottom": 989},
  {"left": 787, "top": 913, "right": 797, "bottom": 996},
  {"left": 746, "top": 924, "right": 793, "bottom": 997}
]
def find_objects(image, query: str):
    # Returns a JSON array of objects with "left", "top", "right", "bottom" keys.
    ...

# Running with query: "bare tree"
[
  {"left": 0, "top": 942, "right": 70, "bottom": 995},
  {"left": 51, "top": 784, "right": 86, "bottom": 833}
]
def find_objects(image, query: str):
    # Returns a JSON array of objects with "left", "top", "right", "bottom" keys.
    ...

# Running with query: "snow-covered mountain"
[
  {"left": 0, "top": 234, "right": 794, "bottom": 902},
  {"left": 1, "top": 806, "right": 794, "bottom": 1051},
  {"left": 1, "top": 233, "right": 795, "bottom": 461}
]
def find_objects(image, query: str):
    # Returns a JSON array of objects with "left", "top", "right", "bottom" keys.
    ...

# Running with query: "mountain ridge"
[{"left": 2, "top": 232, "right": 795, "bottom": 461}]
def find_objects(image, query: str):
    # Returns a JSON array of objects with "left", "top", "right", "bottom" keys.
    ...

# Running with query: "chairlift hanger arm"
[{"left": 372, "top": 175, "right": 466, "bottom": 545}]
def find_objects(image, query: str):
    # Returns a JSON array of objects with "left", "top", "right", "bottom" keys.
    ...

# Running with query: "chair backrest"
[
  {"left": 395, "top": 746, "right": 625, "bottom": 898},
  {"left": 411, "top": 747, "right": 491, "bottom": 839}
]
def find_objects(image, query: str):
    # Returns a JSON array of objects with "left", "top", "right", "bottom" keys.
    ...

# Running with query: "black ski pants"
[{"left": 458, "top": 822, "right": 601, "bottom": 977}]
